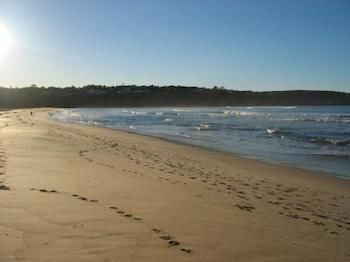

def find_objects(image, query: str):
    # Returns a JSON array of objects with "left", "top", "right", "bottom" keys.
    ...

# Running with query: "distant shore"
[
  {"left": 1, "top": 108, "right": 349, "bottom": 261},
  {"left": 1, "top": 86, "right": 350, "bottom": 108}
]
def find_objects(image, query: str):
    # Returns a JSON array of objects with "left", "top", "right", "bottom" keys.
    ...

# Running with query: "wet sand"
[{"left": 0, "top": 108, "right": 349, "bottom": 261}]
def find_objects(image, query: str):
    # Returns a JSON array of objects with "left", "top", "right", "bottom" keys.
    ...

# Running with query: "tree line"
[{"left": 0, "top": 85, "right": 349, "bottom": 108}]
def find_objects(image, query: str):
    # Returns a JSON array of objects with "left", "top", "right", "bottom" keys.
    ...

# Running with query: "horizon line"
[{"left": 0, "top": 84, "right": 349, "bottom": 94}]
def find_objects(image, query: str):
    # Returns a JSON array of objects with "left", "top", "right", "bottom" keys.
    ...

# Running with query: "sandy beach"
[{"left": 0, "top": 108, "right": 349, "bottom": 262}]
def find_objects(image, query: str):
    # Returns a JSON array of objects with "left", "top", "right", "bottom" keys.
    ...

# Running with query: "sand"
[{"left": 0, "top": 108, "right": 349, "bottom": 262}]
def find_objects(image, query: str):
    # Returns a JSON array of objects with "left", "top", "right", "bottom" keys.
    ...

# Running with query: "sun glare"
[{"left": 0, "top": 24, "right": 13, "bottom": 59}]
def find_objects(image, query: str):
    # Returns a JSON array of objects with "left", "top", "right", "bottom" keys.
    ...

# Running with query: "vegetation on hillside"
[{"left": 0, "top": 85, "right": 349, "bottom": 108}]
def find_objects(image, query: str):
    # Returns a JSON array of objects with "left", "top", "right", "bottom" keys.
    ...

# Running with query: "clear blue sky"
[{"left": 0, "top": 0, "right": 349, "bottom": 91}]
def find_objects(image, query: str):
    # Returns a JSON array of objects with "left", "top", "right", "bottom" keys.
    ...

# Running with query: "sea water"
[{"left": 52, "top": 106, "right": 350, "bottom": 178}]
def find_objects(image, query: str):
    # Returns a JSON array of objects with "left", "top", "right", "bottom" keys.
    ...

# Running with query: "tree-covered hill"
[{"left": 0, "top": 85, "right": 349, "bottom": 108}]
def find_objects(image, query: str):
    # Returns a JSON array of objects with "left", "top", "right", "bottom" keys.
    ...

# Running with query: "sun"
[{"left": 0, "top": 24, "right": 13, "bottom": 59}]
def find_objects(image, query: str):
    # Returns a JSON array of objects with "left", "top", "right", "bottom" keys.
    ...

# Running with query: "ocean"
[{"left": 52, "top": 106, "right": 350, "bottom": 179}]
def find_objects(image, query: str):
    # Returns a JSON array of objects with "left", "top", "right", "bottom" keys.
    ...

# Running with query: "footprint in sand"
[
  {"left": 168, "top": 240, "right": 180, "bottom": 246},
  {"left": 152, "top": 228, "right": 162, "bottom": 234},
  {"left": 79, "top": 197, "right": 88, "bottom": 201},
  {"left": 0, "top": 184, "right": 10, "bottom": 190},
  {"left": 160, "top": 235, "right": 172, "bottom": 240},
  {"left": 313, "top": 220, "right": 325, "bottom": 226},
  {"left": 30, "top": 188, "right": 58, "bottom": 193},
  {"left": 236, "top": 203, "right": 255, "bottom": 212},
  {"left": 180, "top": 248, "right": 192, "bottom": 253}
]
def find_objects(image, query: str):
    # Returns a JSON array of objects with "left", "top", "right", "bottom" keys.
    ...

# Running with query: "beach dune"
[{"left": 0, "top": 109, "right": 349, "bottom": 261}]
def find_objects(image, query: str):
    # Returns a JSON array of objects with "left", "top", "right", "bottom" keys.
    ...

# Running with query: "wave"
[
  {"left": 266, "top": 128, "right": 350, "bottom": 147},
  {"left": 276, "top": 114, "right": 350, "bottom": 124},
  {"left": 194, "top": 124, "right": 217, "bottom": 131},
  {"left": 207, "top": 110, "right": 350, "bottom": 124},
  {"left": 135, "top": 111, "right": 147, "bottom": 115},
  {"left": 266, "top": 128, "right": 279, "bottom": 134},
  {"left": 311, "top": 153, "right": 350, "bottom": 159},
  {"left": 231, "top": 126, "right": 261, "bottom": 132},
  {"left": 308, "top": 138, "right": 350, "bottom": 146},
  {"left": 171, "top": 108, "right": 191, "bottom": 112},
  {"left": 175, "top": 132, "right": 191, "bottom": 138}
]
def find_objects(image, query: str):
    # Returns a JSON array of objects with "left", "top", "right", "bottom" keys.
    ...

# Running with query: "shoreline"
[
  {"left": 51, "top": 109, "right": 348, "bottom": 181},
  {"left": 47, "top": 109, "right": 350, "bottom": 191},
  {"left": 1, "top": 108, "right": 349, "bottom": 261},
  {"left": 47, "top": 109, "right": 350, "bottom": 193}
]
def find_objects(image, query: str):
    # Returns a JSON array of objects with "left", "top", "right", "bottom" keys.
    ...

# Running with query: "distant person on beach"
[{"left": 30, "top": 111, "right": 33, "bottom": 116}]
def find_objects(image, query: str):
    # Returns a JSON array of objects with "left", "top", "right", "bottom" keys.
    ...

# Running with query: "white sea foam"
[{"left": 267, "top": 128, "right": 278, "bottom": 134}]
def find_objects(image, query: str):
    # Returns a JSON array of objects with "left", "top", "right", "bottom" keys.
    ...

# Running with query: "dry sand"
[{"left": 0, "top": 108, "right": 349, "bottom": 261}]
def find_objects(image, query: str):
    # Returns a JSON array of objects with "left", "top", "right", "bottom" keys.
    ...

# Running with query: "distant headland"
[{"left": 0, "top": 85, "right": 349, "bottom": 108}]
